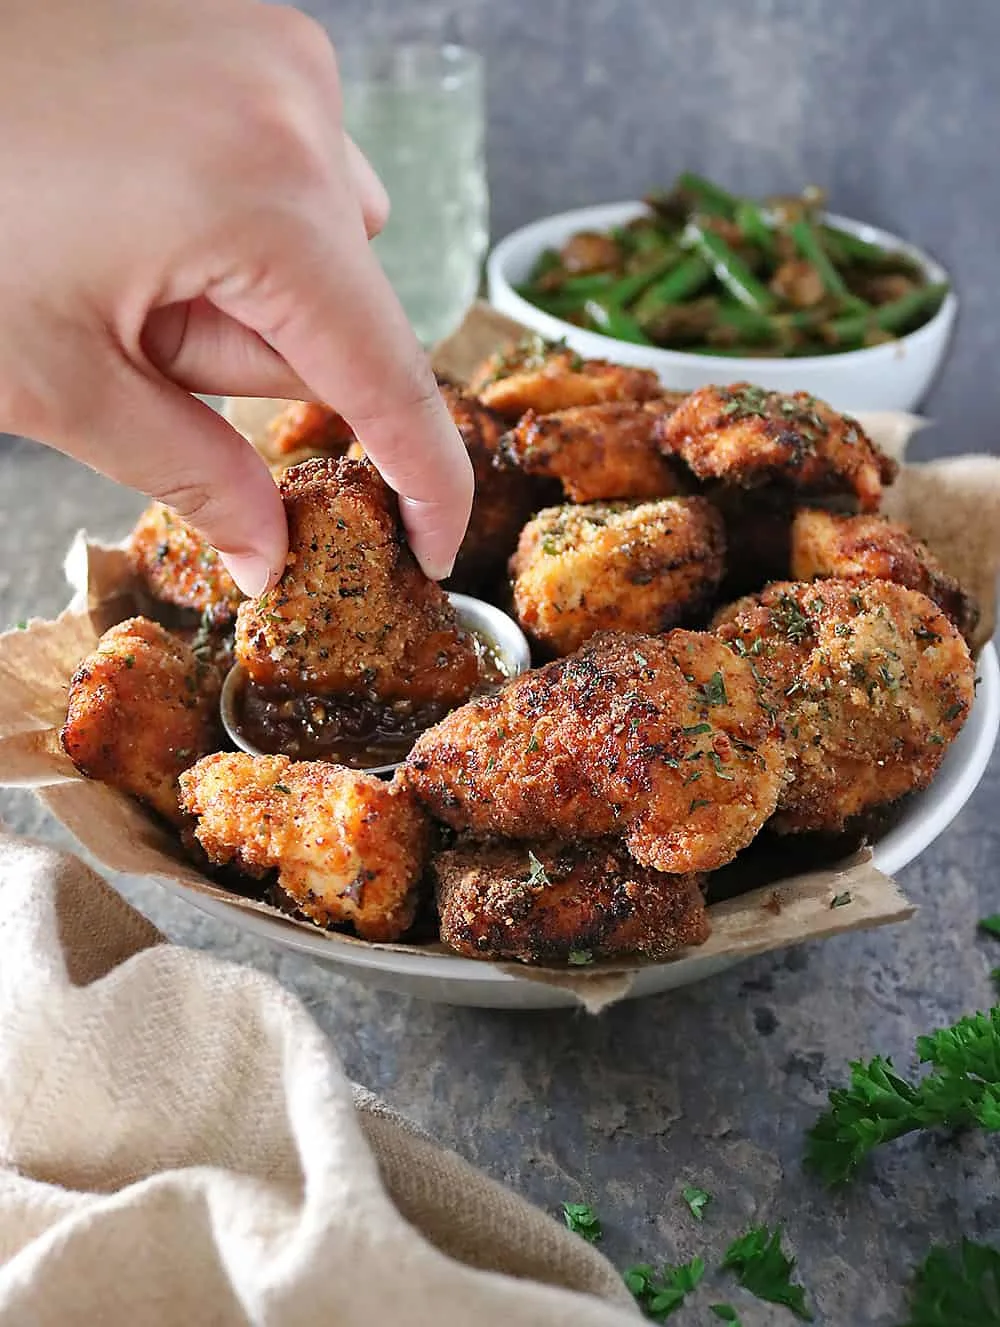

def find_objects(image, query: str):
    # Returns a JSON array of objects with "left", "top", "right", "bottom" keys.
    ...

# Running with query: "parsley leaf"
[
  {"left": 980, "top": 915, "right": 1000, "bottom": 940},
  {"left": 901, "top": 1239, "right": 1000, "bottom": 1326},
  {"left": 710, "top": 1307, "right": 742, "bottom": 1324},
  {"left": 681, "top": 1185, "right": 711, "bottom": 1221},
  {"left": 624, "top": 1257, "right": 704, "bottom": 1321},
  {"left": 561, "top": 1202, "right": 602, "bottom": 1243},
  {"left": 700, "top": 671, "right": 728, "bottom": 707},
  {"left": 526, "top": 851, "right": 550, "bottom": 888},
  {"left": 830, "top": 891, "right": 852, "bottom": 909},
  {"left": 683, "top": 722, "right": 712, "bottom": 736},
  {"left": 568, "top": 948, "right": 594, "bottom": 966},
  {"left": 721, "top": 1225, "right": 812, "bottom": 1320},
  {"left": 806, "top": 1009, "right": 1000, "bottom": 1186}
]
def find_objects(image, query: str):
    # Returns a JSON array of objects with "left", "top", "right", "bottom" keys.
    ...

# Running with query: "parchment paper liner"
[{"left": 1, "top": 302, "right": 997, "bottom": 1009}]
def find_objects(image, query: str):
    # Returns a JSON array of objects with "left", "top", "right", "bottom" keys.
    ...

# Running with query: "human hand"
[{"left": 0, "top": 0, "right": 474, "bottom": 591}]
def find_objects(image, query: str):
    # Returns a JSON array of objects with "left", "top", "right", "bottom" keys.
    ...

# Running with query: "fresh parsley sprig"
[
  {"left": 806, "top": 1009, "right": 1000, "bottom": 1185},
  {"left": 624, "top": 1257, "right": 704, "bottom": 1321},
  {"left": 561, "top": 1202, "right": 602, "bottom": 1243}
]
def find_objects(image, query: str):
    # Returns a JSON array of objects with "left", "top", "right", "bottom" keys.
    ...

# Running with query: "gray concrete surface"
[{"left": 1, "top": 435, "right": 998, "bottom": 1325}]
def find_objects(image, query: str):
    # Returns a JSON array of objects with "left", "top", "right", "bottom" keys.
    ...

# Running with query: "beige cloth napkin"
[{"left": 0, "top": 831, "right": 637, "bottom": 1325}]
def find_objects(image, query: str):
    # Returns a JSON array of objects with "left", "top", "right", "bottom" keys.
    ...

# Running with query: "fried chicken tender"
[
  {"left": 468, "top": 336, "right": 662, "bottom": 420},
  {"left": 715, "top": 579, "right": 975, "bottom": 833},
  {"left": 510, "top": 497, "right": 726, "bottom": 656},
  {"left": 61, "top": 617, "right": 222, "bottom": 824},
  {"left": 791, "top": 508, "right": 980, "bottom": 645},
  {"left": 434, "top": 837, "right": 709, "bottom": 964},
  {"left": 497, "top": 400, "right": 685, "bottom": 503},
  {"left": 178, "top": 752, "right": 429, "bottom": 942},
  {"left": 405, "top": 630, "right": 787, "bottom": 873},
  {"left": 235, "top": 457, "right": 480, "bottom": 705},
  {"left": 260, "top": 401, "right": 355, "bottom": 466},
  {"left": 126, "top": 503, "right": 242, "bottom": 626},
  {"left": 657, "top": 383, "right": 896, "bottom": 510}
]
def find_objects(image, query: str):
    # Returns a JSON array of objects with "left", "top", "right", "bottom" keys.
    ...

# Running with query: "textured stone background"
[{"left": 3, "top": 3, "right": 1000, "bottom": 1321}]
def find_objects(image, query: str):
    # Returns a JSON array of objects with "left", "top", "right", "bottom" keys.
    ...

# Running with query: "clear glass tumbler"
[{"left": 339, "top": 42, "right": 488, "bottom": 346}]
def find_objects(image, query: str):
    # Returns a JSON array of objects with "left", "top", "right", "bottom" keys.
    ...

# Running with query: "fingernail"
[{"left": 220, "top": 553, "right": 274, "bottom": 598}]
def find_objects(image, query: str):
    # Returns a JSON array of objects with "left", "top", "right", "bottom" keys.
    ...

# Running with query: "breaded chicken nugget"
[
  {"left": 438, "top": 383, "right": 549, "bottom": 594},
  {"left": 791, "top": 508, "right": 979, "bottom": 644},
  {"left": 715, "top": 579, "right": 975, "bottom": 833},
  {"left": 61, "top": 617, "right": 222, "bottom": 824},
  {"left": 405, "top": 630, "right": 787, "bottom": 874},
  {"left": 126, "top": 503, "right": 242, "bottom": 626},
  {"left": 434, "top": 837, "right": 709, "bottom": 964},
  {"left": 497, "top": 400, "right": 685, "bottom": 503},
  {"left": 657, "top": 383, "right": 896, "bottom": 510},
  {"left": 510, "top": 497, "right": 726, "bottom": 656},
  {"left": 235, "top": 457, "right": 480, "bottom": 706},
  {"left": 261, "top": 401, "right": 355, "bottom": 466},
  {"left": 179, "top": 752, "right": 429, "bottom": 941},
  {"left": 468, "top": 336, "right": 662, "bottom": 419}
]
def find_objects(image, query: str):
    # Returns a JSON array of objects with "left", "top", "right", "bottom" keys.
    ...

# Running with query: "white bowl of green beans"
[{"left": 487, "top": 177, "right": 956, "bottom": 412}]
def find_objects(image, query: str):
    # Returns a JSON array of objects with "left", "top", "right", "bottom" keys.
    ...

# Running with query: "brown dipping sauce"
[{"left": 235, "top": 631, "right": 509, "bottom": 769}]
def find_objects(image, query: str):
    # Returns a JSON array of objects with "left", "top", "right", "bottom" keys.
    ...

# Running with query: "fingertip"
[{"left": 220, "top": 551, "right": 285, "bottom": 598}]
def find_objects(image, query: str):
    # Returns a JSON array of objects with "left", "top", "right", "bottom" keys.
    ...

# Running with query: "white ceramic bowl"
[
  {"left": 486, "top": 201, "right": 957, "bottom": 412},
  {"left": 159, "top": 643, "right": 999, "bottom": 1010}
]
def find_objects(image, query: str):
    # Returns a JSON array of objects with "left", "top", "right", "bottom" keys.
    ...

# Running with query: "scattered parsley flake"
[
  {"left": 683, "top": 722, "right": 712, "bottom": 736},
  {"left": 689, "top": 797, "right": 711, "bottom": 813},
  {"left": 770, "top": 593, "right": 811, "bottom": 644},
  {"left": 123, "top": 654, "right": 135, "bottom": 668},
  {"left": 722, "top": 1225, "right": 812, "bottom": 1320},
  {"left": 834, "top": 622, "right": 853, "bottom": 637},
  {"left": 681, "top": 1185, "right": 711, "bottom": 1221},
  {"left": 541, "top": 535, "right": 561, "bottom": 555},
  {"left": 625, "top": 1257, "right": 705, "bottom": 1321},
  {"left": 709, "top": 751, "right": 733, "bottom": 781},
  {"left": 979, "top": 915, "right": 1000, "bottom": 940},
  {"left": 943, "top": 700, "right": 965, "bottom": 722},
  {"left": 700, "top": 671, "right": 728, "bottom": 707},
  {"left": 526, "top": 851, "right": 550, "bottom": 887},
  {"left": 526, "top": 735, "right": 541, "bottom": 753},
  {"left": 14, "top": 620, "right": 27, "bottom": 630},
  {"left": 710, "top": 1308, "right": 742, "bottom": 1325},
  {"left": 634, "top": 650, "right": 650, "bottom": 668},
  {"left": 831, "top": 891, "right": 852, "bottom": 909},
  {"left": 568, "top": 949, "right": 594, "bottom": 967},
  {"left": 928, "top": 733, "right": 945, "bottom": 745},
  {"left": 273, "top": 783, "right": 291, "bottom": 794},
  {"left": 561, "top": 1202, "right": 602, "bottom": 1243}
]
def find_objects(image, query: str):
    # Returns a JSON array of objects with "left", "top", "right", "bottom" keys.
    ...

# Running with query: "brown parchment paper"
[{"left": 1, "top": 300, "right": 997, "bottom": 1008}]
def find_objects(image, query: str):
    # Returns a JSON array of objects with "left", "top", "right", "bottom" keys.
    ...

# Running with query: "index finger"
[{"left": 212, "top": 212, "right": 474, "bottom": 581}]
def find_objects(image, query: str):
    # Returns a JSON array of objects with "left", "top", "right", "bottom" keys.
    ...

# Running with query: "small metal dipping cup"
[{"left": 220, "top": 593, "right": 532, "bottom": 776}]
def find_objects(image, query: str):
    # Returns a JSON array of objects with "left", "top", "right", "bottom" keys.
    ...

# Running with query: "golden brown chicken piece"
[
  {"left": 61, "top": 617, "right": 222, "bottom": 824},
  {"left": 405, "top": 630, "right": 787, "bottom": 874},
  {"left": 261, "top": 401, "right": 355, "bottom": 465},
  {"left": 126, "top": 503, "right": 242, "bottom": 626},
  {"left": 510, "top": 497, "right": 726, "bottom": 656},
  {"left": 178, "top": 753, "right": 429, "bottom": 942},
  {"left": 496, "top": 400, "right": 685, "bottom": 503},
  {"left": 715, "top": 579, "right": 975, "bottom": 834},
  {"left": 434, "top": 837, "right": 709, "bottom": 965},
  {"left": 235, "top": 457, "right": 480, "bottom": 706},
  {"left": 790, "top": 508, "right": 980, "bottom": 645},
  {"left": 657, "top": 383, "right": 896, "bottom": 511},
  {"left": 437, "top": 383, "right": 549, "bottom": 594},
  {"left": 468, "top": 336, "right": 662, "bottom": 420}
]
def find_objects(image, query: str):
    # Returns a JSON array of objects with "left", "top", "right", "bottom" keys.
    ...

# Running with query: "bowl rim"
[
  {"left": 219, "top": 591, "right": 532, "bottom": 776},
  {"left": 186, "top": 640, "right": 999, "bottom": 986},
  {"left": 486, "top": 199, "right": 957, "bottom": 373}
]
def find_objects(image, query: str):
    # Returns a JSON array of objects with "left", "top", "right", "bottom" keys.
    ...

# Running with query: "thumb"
[{"left": 51, "top": 354, "right": 287, "bottom": 596}]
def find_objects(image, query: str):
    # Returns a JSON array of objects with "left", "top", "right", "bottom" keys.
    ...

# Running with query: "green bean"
[
  {"left": 787, "top": 218, "right": 869, "bottom": 312},
  {"left": 583, "top": 298, "right": 653, "bottom": 345},
  {"left": 610, "top": 249, "right": 681, "bottom": 304},
  {"left": 681, "top": 222, "right": 777, "bottom": 313},
  {"left": 819, "top": 224, "right": 925, "bottom": 279},
  {"left": 633, "top": 254, "right": 713, "bottom": 317},
  {"left": 820, "top": 282, "right": 948, "bottom": 345},
  {"left": 675, "top": 171, "right": 739, "bottom": 220},
  {"left": 735, "top": 200, "right": 776, "bottom": 261}
]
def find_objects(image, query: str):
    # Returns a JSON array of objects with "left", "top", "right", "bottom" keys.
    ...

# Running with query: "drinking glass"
[{"left": 339, "top": 42, "right": 489, "bottom": 346}]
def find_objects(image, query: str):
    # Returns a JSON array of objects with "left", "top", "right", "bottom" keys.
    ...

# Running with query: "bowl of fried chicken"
[{"left": 51, "top": 329, "right": 998, "bottom": 1007}]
